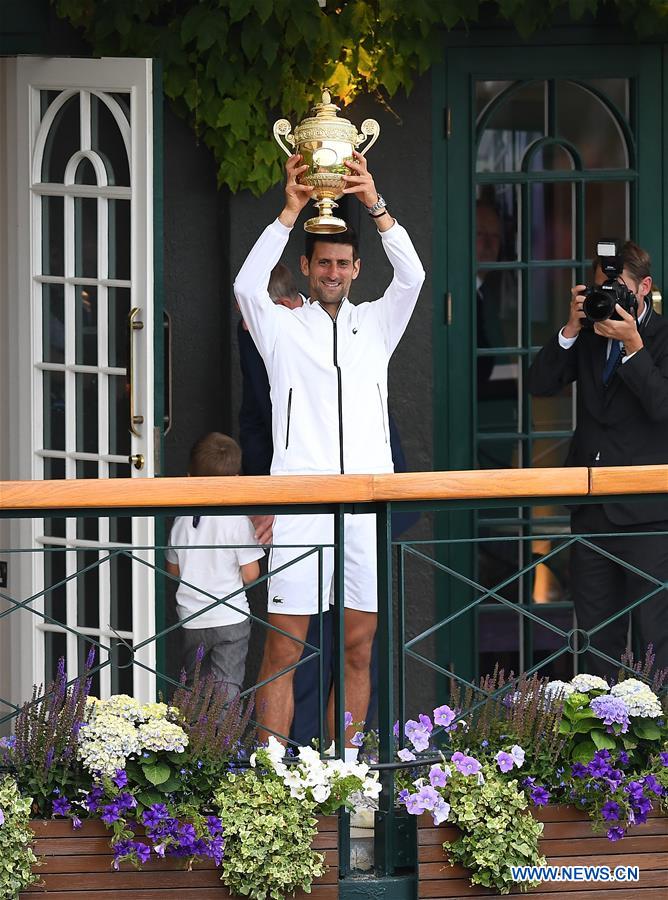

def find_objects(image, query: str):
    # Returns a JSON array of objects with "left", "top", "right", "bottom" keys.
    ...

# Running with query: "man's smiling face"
[{"left": 300, "top": 241, "right": 361, "bottom": 314}]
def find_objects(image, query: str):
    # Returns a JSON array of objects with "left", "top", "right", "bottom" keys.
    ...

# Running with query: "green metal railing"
[{"left": 1, "top": 467, "right": 667, "bottom": 889}]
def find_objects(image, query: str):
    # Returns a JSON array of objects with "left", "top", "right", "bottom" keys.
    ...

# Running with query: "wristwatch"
[{"left": 366, "top": 195, "right": 387, "bottom": 216}]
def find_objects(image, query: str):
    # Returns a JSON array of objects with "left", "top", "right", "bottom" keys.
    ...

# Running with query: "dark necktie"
[{"left": 602, "top": 340, "right": 623, "bottom": 385}]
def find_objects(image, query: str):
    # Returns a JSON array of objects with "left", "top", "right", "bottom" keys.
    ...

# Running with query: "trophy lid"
[{"left": 293, "top": 89, "right": 359, "bottom": 145}]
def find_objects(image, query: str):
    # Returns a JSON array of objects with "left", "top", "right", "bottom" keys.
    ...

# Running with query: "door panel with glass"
[
  {"left": 438, "top": 47, "right": 662, "bottom": 682},
  {"left": 10, "top": 58, "right": 156, "bottom": 702}
]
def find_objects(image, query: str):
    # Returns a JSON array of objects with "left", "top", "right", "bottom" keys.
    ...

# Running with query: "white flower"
[
  {"left": 570, "top": 674, "right": 609, "bottom": 692},
  {"left": 137, "top": 719, "right": 188, "bottom": 753},
  {"left": 510, "top": 745, "right": 525, "bottom": 767},
  {"left": 544, "top": 680, "right": 576, "bottom": 701},
  {"left": 311, "top": 783, "right": 331, "bottom": 804},
  {"left": 611, "top": 679, "right": 663, "bottom": 718}
]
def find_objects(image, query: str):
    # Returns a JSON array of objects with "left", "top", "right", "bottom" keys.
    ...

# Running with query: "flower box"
[
  {"left": 418, "top": 805, "right": 668, "bottom": 898},
  {"left": 21, "top": 816, "right": 339, "bottom": 899}
]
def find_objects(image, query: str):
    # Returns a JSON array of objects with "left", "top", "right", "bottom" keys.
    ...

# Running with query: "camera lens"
[{"left": 583, "top": 287, "right": 614, "bottom": 321}]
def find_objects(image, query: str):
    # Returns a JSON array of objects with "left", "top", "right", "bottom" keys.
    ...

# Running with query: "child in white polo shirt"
[{"left": 165, "top": 432, "right": 263, "bottom": 697}]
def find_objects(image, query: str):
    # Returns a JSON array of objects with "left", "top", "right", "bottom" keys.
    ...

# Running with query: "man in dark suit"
[{"left": 528, "top": 241, "right": 668, "bottom": 678}]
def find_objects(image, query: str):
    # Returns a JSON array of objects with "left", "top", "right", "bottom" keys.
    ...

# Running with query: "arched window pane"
[
  {"left": 477, "top": 81, "right": 546, "bottom": 173},
  {"left": 557, "top": 81, "right": 628, "bottom": 169},
  {"left": 41, "top": 93, "right": 80, "bottom": 183},
  {"left": 91, "top": 94, "right": 130, "bottom": 187},
  {"left": 527, "top": 143, "right": 574, "bottom": 171},
  {"left": 75, "top": 157, "right": 98, "bottom": 185}
]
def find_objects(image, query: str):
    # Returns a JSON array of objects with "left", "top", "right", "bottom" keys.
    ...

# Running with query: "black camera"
[{"left": 581, "top": 240, "right": 638, "bottom": 323}]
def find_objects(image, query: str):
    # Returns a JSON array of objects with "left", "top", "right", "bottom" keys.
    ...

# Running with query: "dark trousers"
[{"left": 571, "top": 505, "right": 668, "bottom": 679}]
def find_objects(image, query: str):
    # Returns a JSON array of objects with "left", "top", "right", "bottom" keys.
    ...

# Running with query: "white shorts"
[{"left": 267, "top": 512, "right": 377, "bottom": 615}]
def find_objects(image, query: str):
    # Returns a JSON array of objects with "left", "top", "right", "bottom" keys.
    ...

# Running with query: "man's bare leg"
[
  {"left": 327, "top": 608, "right": 377, "bottom": 744},
  {"left": 256, "top": 613, "right": 311, "bottom": 744}
]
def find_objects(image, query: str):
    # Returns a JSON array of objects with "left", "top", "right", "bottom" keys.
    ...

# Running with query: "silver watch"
[{"left": 366, "top": 195, "right": 387, "bottom": 215}]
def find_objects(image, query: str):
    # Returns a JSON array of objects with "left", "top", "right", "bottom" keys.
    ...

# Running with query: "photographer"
[{"left": 528, "top": 241, "right": 668, "bottom": 678}]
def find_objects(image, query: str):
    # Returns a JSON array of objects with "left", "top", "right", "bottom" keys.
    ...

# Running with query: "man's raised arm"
[
  {"left": 341, "top": 150, "right": 425, "bottom": 352},
  {"left": 233, "top": 155, "right": 314, "bottom": 360}
]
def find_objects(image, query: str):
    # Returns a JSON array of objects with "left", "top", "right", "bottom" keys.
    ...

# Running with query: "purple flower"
[
  {"left": 404, "top": 719, "right": 431, "bottom": 753},
  {"left": 590, "top": 696, "right": 630, "bottom": 733},
  {"left": 429, "top": 765, "right": 448, "bottom": 788},
  {"left": 397, "top": 748, "right": 416, "bottom": 762},
  {"left": 397, "top": 788, "right": 410, "bottom": 805},
  {"left": 530, "top": 786, "right": 550, "bottom": 806},
  {"left": 72, "top": 816, "right": 82, "bottom": 829},
  {"left": 405, "top": 793, "right": 425, "bottom": 815},
  {"left": 351, "top": 731, "right": 365, "bottom": 748},
  {"left": 452, "top": 751, "right": 481, "bottom": 776},
  {"left": 571, "top": 763, "right": 587, "bottom": 778},
  {"left": 344, "top": 711, "right": 353, "bottom": 730},
  {"left": 617, "top": 750, "right": 629, "bottom": 766},
  {"left": 607, "top": 826, "right": 625, "bottom": 841},
  {"left": 101, "top": 803, "right": 121, "bottom": 825},
  {"left": 625, "top": 781, "right": 644, "bottom": 801},
  {"left": 0, "top": 809, "right": 4, "bottom": 827},
  {"left": 432, "top": 797, "right": 450, "bottom": 825},
  {"left": 83, "top": 785, "right": 103, "bottom": 813},
  {"left": 116, "top": 792, "right": 137, "bottom": 812},
  {"left": 660, "top": 752, "right": 668, "bottom": 767},
  {"left": 393, "top": 721, "right": 400, "bottom": 738},
  {"left": 113, "top": 769, "right": 128, "bottom": 789},
  {"left": 134, "top": 841, "right": 151, "bottom": 864},
  {"left": 142, "top": 804, "right": 169, "bottom": 829},
  {"left": 601, "top": 801, "right": 621, "bottom": 821},
  {"left": 206, "top": 816, "right": 223, "bottom": 836},
  {"left": 433, "top": 705, "right": 456, "bottom": 728},
  {"left": 52, "top": 796, "right": 71, "bottom": 817},
  {"left": 643, "top": 775, "right": 663, "bottom": 797},
  {"left": 587, "top": 755, "right": 612, "bottom": 778},
  {"left": 495, "top": 751, "right": 515, "bottom": 773},
  {"left": 415, "top": 785, "right": 440, "bottom": 811}
]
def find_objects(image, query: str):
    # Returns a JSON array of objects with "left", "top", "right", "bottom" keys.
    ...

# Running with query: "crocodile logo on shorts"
[{"left": 271, "top": 596, "right": 284, "bottom": 605}]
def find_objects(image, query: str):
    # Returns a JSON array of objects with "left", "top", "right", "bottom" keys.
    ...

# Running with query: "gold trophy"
[{"left": 273, "top": 90, "right": 380, "bottom": 233}]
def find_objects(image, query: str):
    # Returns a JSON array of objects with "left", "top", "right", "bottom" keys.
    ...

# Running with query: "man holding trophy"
[{"left": 234, "top": 94, "right": 424, "bottom": 749}]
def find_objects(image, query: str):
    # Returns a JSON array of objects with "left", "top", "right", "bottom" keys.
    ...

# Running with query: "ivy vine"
[{"left": 53, "top": 0, "right": 668, "bottom": 195}]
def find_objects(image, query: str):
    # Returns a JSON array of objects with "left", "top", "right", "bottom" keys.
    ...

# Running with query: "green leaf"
[
  {"left": 571, "top": 739, "right": 597, "bottom": 763},
  {"left": 136, "top": 790, "right": 162, "bottom": 808},
  {"left": 590, "top": 728, "right": 617, "bottom": 750},
  {"left": 633, "top": 720, "right": 662, "bottom": 741},
  {"left": 253, "top": 0, "right": 273, "bottom": 24},
  {"left": 142, "top": 762, "right": 171, "bottom": 786}
]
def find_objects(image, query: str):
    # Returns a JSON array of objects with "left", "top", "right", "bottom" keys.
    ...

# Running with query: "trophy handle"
[
  {"left": 273, "top": 119, "right": 296, "bottom": 157},
  {"left": 357, "top": 118, "right": 380, "bottom": 156}
]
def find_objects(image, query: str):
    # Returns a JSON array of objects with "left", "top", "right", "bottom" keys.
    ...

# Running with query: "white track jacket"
[{"left": 234, "top": 218, "right": 425, "bottom": 476}]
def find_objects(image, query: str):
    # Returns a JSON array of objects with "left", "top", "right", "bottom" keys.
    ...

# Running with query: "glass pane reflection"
[
  {"left": 477, "top": 81, "right": 545, "bottom": 173},
  {"left": 531, "top": 182, "right": 574, "bottom": 260},
  {"left": 585, "top": 182, "right": 629, "bottom": 257},
  {"left": 557, "top": 81, "right": 629, "bottom": 169},
  {"left": 530, "top": 268, "right": 576, "bottom": 347},
  {"left": 75, "top": 286, "right": 97, "bottom": 366},
  {"left": 42, "top": 283, "right": 65, "bottom": 363}
]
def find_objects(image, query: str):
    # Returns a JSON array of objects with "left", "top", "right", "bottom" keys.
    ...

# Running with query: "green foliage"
[
  {"left": 444, "top": 766, "right": 545, "bottom": 894},
  {"left": 52, "top": 0, "right": 668, "bottom": 195},
  {"left": 0, "top": 776, "right": 39, "bottom": 899},
  {"left": 214, "top": 768, "right": 325, "bottom": 900}
]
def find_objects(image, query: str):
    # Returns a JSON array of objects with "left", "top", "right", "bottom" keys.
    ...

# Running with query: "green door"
[{"left": 433, "top": 44, "right": 664, "bottom": 684}]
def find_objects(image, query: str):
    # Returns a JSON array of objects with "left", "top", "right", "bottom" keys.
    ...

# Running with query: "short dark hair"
[
  {"left": 268, "top": 263, "right": 300, "bottom": 302},
  {"left": 188, "top": 432, "right": 241, "bottom": 477},
  {"left": 594, "top": 240, "right": 651, "bottom": 283},
  {"left": 304, "top": 225, "right": 359, "bottom": 262}
]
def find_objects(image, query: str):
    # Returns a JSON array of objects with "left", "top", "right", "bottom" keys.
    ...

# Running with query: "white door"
[{"left": 1, "top": 57, "right": 156, "bottom": 705}]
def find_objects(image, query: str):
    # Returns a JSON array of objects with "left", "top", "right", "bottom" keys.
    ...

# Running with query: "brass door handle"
[
  {"left": 652, "top": 286, "right": 662, "bottom": 315},
  {"left": 128, "top": 307, "right": 144, "bottom": 437}
]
